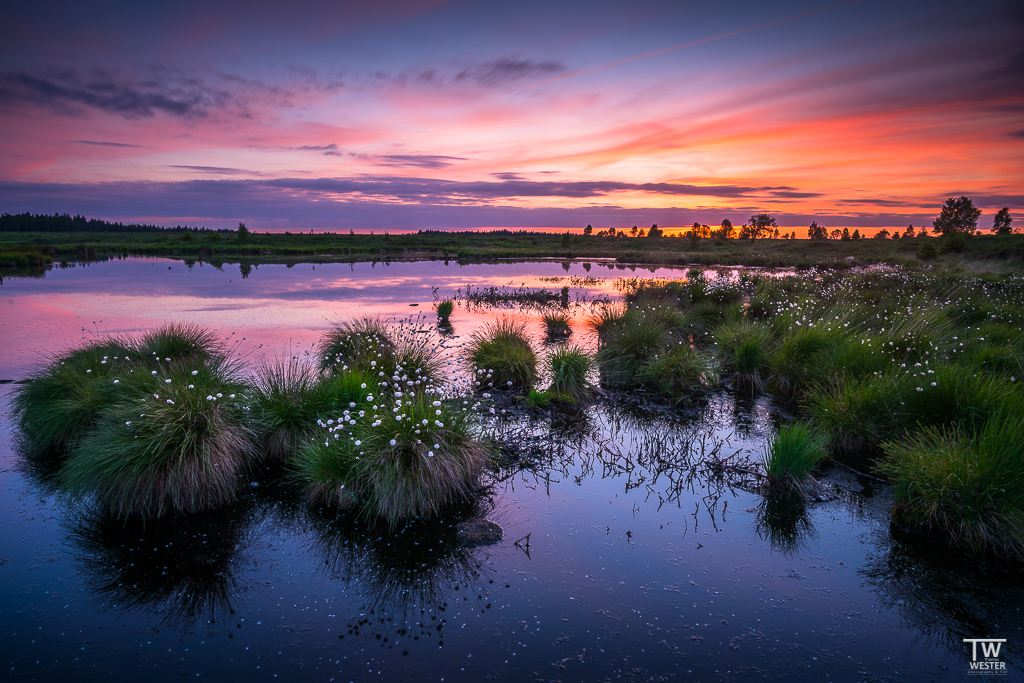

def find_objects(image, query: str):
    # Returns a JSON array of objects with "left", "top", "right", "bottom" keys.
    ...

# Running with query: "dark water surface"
[{"left": 1, "top": 259, "right": 1021, "bottom": 681}]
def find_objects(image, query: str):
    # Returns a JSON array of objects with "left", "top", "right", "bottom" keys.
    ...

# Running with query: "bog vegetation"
[{"left": 8, "top": 259, "right": 1024, "bottom": 562}]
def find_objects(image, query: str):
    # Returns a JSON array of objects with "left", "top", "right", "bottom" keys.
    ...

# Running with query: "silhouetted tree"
[
  {"left": 841, "top": 227, "right": 851, "bottom": 241},
  {"left": 718, "top": 219, "right": 734, "bottom": 239},
  {"left": 874, "top": 229, "right": 891, "bottom": 239},
  {"left": 903, "top": 224, "right": 915, "bottom": 238},
  {"left": 807, "top": 221, "right": 828, "bottom": 240},
  {"left": 583, "top": 224, "right": 593, "bottom": 235},
  {"left": 630, "top": 225, "right": 638, "bottom": 237},
  {"left": 852, "top": 229, "right": 861, "bottom": 240},
  {"left": 647, "top": 224, "right": 663, "bottom": 238},
  {"left": 747, "top": 213, "right": 777, "bottom": 240},
  {"left": 237, "top": 222, "right": 250, "bottom": 241},
  {"left": 932, "top": 196, "right": 981, "bottom": 235},
  {"left": 992, "top": 207, "right": 1013, "bottom": 234}
]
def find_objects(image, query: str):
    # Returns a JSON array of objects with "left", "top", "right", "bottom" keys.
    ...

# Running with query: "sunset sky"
[{"left": 1, "top": 0, "right": 1021, "bottom": 233}]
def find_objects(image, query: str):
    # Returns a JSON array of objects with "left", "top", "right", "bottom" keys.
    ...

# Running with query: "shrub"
[
  {"left": 878, "top": 411, "right": 1024, "bottom": 561},
  {"left": 761, "top": 423, "right": 827, "bottom": 498},
  {"left": 60, "top": 357, "right": 254, "bottom": 517},
  {"left": 467, "top": 319, "right": 538, "bottom": 391},
  {"left": 545, "top": 344, "right": 595, "bottom": 401},
  {"left": 293, "top": 390, "right": 486, "bottom": 523}
]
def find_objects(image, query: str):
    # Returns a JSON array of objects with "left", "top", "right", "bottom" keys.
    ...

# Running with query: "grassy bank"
[{"left": 1, "top": 229, "right": 1021, "bottom": 276}]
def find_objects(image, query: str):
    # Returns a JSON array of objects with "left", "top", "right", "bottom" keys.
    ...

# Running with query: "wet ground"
[{"left": 1, "top": 258, "right": 1021, "bottom": 681}]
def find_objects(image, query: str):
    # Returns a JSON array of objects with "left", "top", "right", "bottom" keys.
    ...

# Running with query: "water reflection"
[
  {"left": 64, "top": 504, "right": 253, "bottom": 627},
  {"left": 755, "top": 497, "right": 817, "bottom": 556},
  {"left": 862, "top": 528, "right": 1024, "bottom": 660}
]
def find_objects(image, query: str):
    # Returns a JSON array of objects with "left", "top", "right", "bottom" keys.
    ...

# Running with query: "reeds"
[{"left": 467, "top": 318, "right": 538, "bottom": 391}]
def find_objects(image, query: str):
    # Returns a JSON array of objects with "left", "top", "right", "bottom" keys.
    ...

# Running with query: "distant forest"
[{"left": 0, "top": 212, "right": 213, "bottom": 233}]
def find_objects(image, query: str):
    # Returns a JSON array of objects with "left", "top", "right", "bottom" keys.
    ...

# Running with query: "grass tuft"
[
  {"left": 318, "top": 317, "right": 396, "bottom": 374},
  {"left": 878, "top": 411, "right": 1024, "bottom": 561},
  {"left": 761, "top": 423, "right": 827, "bottom": 499},
  {"left": 60, "top": 357, "right": 254, "bottom": 517},
  {"left": 541, "top": 311, "right": 573, "bottom": 340},
  {"left": 545, "top": 344, "right": 595, "bottom": 402},
  {"left": 467, "top": 318, "right": 538, "bottom": 391},
  {"left": 10, "top": 340, "right": 133, "bottom": 458},
  {"left": 638, "top": 345, "right": 717, "bottom": 399},
  {"left": 293, "top": 389, "right": 486, "bottom": 523},
  {"left": 436, "top": 300, "right": 454, "bottom": 322},
  {"left": 250, "top": 357, "right": 376, "bottom": 462}
]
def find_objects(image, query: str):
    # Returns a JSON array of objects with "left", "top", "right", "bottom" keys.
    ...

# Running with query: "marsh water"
[{"left": 1, "top": 257, "right": 1021, "bottom": 681}]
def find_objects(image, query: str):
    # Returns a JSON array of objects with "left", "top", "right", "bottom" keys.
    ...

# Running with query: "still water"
[{"left": 1, "top": 258, "right": 1020, "bottom": 681}]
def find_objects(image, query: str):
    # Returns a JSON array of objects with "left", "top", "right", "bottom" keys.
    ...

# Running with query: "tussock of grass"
[
  {"left": 712, "top": 318, "right": 774, "bottom": 391},
  {"left": 319, "top": 317, "right": 396, "bottom": 374},
  {"left": 10, "top": 340, "right": 133, "bottom": 458},
  {"left": 467, "top": 318, "right": 538, "bottom": 391},
  {"left": 761, "top": 423, "right": 827, "bottom": 499},
  {"left": 136, "top": 323, "right": 224, "bottom": 367},
  {"left": 294, "top": 390, "right": 485, "bottom": 522},
  {"left": 436, "top": 300, "right": 454, "bottom": 321},
  {"left": 596, "top": 310, "right": 670, "bottom": 389},
  {"left": 878, "top": 411, "right": 1024, "bottom": 561},
  {"left": 545, "top": 345, "right": 595, "bottom": 402},
  {"left": 60, "top": 358, "right": 254, "bottom": 517},
  {"left": 768, "top": 313, "right": 847, "bottom": 396},
  {"left": 541, "top": 311, "right": 573, "bottom": 339},
  {"left": 250, "top": 357, "right": 376, "bottom": 462},
  {"left": 806, "top": 365, "right": 1018, "bottom": 455},
  {"left": 638, "top": 345, "right": 717, "bottom": 399}
]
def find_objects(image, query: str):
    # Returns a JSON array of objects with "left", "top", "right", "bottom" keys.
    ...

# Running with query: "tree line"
[
  {"left": 581, "top": 198, "right": 1015, "bottom": 240},
  {"left": 0, "top": 212, "right": 214, "bottom": 233}
]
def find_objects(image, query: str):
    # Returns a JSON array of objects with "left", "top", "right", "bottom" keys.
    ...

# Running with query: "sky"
[{"left": 0, "top": 0, "right": 1021, "bottom": 233}]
